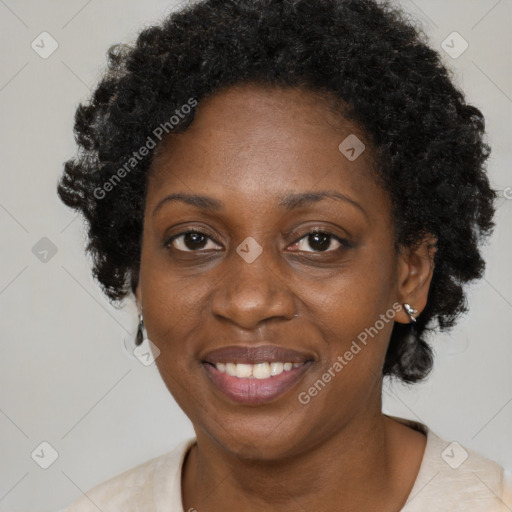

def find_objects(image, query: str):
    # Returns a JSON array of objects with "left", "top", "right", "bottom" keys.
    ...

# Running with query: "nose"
[{"left": 210, "top": 244, "right": 297, "bottom": 330}]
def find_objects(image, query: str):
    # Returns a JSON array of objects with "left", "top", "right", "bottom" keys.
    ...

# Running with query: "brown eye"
[
  {"left": 289, "top": 231, "right": 350, "bottom": 253},
  {"left": 166, "top": 231, "right": 222, "bottom": 252}
]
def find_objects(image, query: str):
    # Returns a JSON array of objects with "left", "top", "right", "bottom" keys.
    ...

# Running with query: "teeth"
[
  {"left": 213, "top": 361, "right": 302, "bottom": 378},
  {"left": 225, "top": 363, "right": 237, "bottom": 377},
  {"left": 270, "top": 362, "right": 283, "bottom": 376},
  {"left": 235, "top": 363, "right": 252, "bottom": 378},
  {"left": 253, "top": 362, "right": 271, "bottom": 379}
]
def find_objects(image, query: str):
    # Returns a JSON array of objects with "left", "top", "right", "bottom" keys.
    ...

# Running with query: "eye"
[
  {"left": 166, "top": 230, "right": 222, "bottom": 252},
  {"left": 165, "top": 229, "right": 351, "bottom": 254},
  {"left": 288, "top": 231, "right": 349, "bottom": 253}
]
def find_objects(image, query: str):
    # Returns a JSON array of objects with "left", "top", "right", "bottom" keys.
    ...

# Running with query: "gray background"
[{"left": 0, "top": 0, "right": 511, "bottom": 510}]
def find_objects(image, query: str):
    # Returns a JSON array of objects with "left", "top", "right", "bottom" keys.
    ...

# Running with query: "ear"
[{"left": 395, "top": 234, "right": 437, "bottom": 324}]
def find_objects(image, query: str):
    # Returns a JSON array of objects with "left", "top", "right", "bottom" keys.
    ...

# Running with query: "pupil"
[
  {"left": 185, "top": 232, "right": 207, "bottom": 250},
  {"left": 309, "top": 232, "right": 330, "bottom": 251}
]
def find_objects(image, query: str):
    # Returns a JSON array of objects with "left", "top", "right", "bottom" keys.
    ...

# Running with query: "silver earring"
[
  {"left": 136, "top": 313, "right": 145, "bottom": 345},
  {"left": 404, "top": 303, "right": 418, "bottom": 323}
]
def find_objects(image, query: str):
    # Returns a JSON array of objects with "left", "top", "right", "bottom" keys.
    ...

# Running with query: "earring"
[
  {"left": 404, "top": 303, "right": 418, "bottom": 323},
  {"left": 136, "top": 313, "right": 145, "bottom": 346}
]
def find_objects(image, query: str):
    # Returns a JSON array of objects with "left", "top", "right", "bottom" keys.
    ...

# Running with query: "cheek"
[
  {"left": 302, "top": 245, "right": 398, "bottom": 381},
  {"left": 141, "top": 272, "right": 204, "bottom": 353},
  {"left": 305, "top": 288, "right": 395, "bottom": 394},
  {"left": 295, "top": 284, "right": 396, "bottom": 427},
  {"left": 137, "top": 243, "right": 203, "bottom": 361},
  {"left": 307, "top": 247, "right": 397, "bottom": 336},
  {"left": 138, "top": 261, "right": 210, "bottom": 420}
]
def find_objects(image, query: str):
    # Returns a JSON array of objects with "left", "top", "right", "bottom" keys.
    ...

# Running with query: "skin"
[{"left": 135, "top": 83, "right": 436, "bottom": 511}]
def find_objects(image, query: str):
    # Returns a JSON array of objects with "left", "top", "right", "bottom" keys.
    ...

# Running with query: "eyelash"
[{"left": 164, "top": 228, "right": 352, "bottom": 254}]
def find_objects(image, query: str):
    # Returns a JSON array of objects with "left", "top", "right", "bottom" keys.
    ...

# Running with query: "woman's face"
[{"left": 137, "top": 84, "right": 425, "bottom": 459}]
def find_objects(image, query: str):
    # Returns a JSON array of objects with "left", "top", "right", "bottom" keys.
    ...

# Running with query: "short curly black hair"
[{"left": 57, "top": 0, "right": 496, "bottom": 383}]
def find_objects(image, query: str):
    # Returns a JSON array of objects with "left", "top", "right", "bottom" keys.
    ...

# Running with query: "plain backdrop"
[{"left": 0, "top": 0, "right": 511, "bottom": 510}]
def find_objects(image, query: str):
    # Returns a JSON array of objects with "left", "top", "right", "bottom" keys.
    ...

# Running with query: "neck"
[{"left": 181, "top": 405, "right": 417, "bottom": 511}]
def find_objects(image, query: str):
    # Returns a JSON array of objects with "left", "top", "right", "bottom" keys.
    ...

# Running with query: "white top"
[{"left": 60, "top": 416, "right": 512, "bottom": 511}]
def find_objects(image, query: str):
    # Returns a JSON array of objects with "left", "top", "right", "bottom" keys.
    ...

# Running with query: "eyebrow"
[{"left": 152, "top": 190, "right": 367, "bottom": 218}]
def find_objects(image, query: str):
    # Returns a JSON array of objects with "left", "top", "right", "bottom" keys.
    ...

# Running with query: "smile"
[
  {"left": 213, "top": 361, "right": 304, "bottom": 379},
  {"left": 201, "top": 344, "right": 314, "bottom": 405}
]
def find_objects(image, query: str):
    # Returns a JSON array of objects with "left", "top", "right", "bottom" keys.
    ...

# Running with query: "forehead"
[
  {"left": 146, "top": 83, "right": 388, "bottom": 217},
  {"left": 152, "top": 84, "right": 362, "bottom": 159}
]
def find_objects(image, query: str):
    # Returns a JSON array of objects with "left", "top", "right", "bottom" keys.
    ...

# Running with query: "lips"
[
  {"left": 202, "top": 344, "right": 313, "bottom": 365},
  {"left": 201, "top": 344, "right": 314, "bottom": 405}
]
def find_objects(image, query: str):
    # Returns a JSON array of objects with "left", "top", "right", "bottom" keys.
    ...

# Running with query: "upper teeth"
[{"left": 214, "top": 362, "right": 303, "bottom": 379}]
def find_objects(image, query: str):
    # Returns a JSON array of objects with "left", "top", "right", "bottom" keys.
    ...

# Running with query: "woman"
[{"left": 58, "top": 0, "right": 512, "bottom": 510}]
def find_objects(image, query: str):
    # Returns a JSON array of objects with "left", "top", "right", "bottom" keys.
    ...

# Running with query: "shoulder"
[
  {"left": 393, "top": 416, "right": 512, "bottom": 512},
  {"left": 60, "top": 438, "right": 196, "bottom": 512}
]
